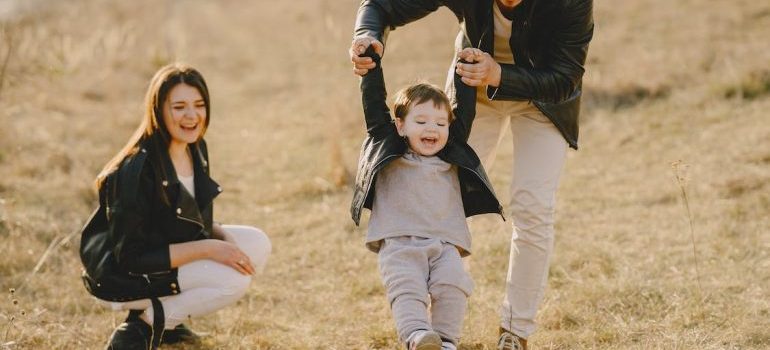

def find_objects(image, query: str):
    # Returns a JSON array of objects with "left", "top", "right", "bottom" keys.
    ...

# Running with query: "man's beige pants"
[{"left": 469, "top": 88, "right": 568, "bottom": 339}]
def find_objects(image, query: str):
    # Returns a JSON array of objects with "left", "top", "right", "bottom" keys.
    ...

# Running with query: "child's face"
[{"left": 396, "top": 101, "right": 450, "bottom": 156}]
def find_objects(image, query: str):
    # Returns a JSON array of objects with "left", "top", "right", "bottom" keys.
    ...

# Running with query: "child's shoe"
[
  {"left": 497, "top": 327, "right": 527, "bottom": 350},
  {"left": 406, "top": 330, "right": 442, "bottom": 350}
]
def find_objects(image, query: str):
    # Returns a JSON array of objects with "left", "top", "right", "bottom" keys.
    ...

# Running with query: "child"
[{"left": 351, "top": 48, "right": 504, "bottom": 350}]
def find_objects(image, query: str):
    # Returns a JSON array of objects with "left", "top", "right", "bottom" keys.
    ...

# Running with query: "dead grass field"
[{"left": 1, "top": 0, "right": 769, "bottom": 349}]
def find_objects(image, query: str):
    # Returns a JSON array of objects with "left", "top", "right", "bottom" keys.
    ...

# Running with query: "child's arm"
[
  {"left": 448, "top": 48, "right": 481, "bottom": 142},
  {"left": 359, "top": 47, "right": 395, "bottom": 138}
]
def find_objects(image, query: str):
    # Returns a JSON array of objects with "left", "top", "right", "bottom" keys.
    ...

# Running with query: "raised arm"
[
  {"left": 448, "top": 57, "right": 478, "bottom": 142},
  {"left": 359, "top": 47, "right": 395, "bottom": 138}
]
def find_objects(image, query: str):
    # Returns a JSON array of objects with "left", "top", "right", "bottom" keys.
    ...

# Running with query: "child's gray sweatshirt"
[{"left": 366, "top": 151, "right": 472, "bottom": 256}]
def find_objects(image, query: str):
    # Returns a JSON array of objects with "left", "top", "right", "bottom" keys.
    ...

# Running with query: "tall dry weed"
[{"left": 670, "top": 160, "right": 702, "bottom": 295}]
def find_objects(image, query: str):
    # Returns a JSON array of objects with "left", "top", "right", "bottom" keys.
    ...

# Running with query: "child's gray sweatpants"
[{"left": 378, "top": 236, "right": 474, "bottom": 346}]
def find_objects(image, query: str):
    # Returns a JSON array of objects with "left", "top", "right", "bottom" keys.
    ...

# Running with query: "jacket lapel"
[
  {"left": 191, "top": 144, "right": 221, "bottom": 212},
  {"left": 158, "top": 143, "right": 221, "bottom": 230},
  {"left": 477, "top": 1, "right": 494, "bottom": 52}
]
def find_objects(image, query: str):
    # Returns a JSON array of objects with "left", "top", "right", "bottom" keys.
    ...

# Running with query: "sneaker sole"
[{"left": 413, "top": 332, "right": 442, "bottom": 350}]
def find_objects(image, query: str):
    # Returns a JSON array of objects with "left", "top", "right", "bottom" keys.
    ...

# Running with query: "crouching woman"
[{"left": 80, "top": 63, "right": 271, "bottom": 349}]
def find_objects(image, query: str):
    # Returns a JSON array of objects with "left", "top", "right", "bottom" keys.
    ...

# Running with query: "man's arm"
[
  {"left": 351, "top": 0, "right": 457, "bottom": 76},
  {"left": 354, "top": 0, "right": 445, "bottom": 43},
  {"left": 491, "top": 0, "right": 594, "bottom": 103}
]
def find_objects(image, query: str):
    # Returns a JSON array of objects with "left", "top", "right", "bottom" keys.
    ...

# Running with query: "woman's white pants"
[{"left": 101, "top": 225, "right": 271, "bottom": 329}]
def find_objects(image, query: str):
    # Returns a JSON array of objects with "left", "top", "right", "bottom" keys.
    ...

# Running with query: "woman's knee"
[
  {"left": 224, "top": 225, "right": 272, "bottom": 271},
  {"left": 220, "top": 269, "right": 252, "bottom": 296},
  {"left": 251, "top": 228, "right": 272, "bottom": 257}
]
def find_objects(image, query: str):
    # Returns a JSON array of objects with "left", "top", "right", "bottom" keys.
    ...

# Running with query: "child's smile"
[{"left": 396, "top": 101, "right": 450, "bottom": 156}]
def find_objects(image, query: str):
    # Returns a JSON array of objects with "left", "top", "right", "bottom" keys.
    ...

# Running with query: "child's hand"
[{"left": 350, "top": 36, "right": 384, "bottom": 76}]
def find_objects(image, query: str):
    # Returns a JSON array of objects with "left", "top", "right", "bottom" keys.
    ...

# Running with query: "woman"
[{"left": 86, "top": 63, "right": 271, "bottom": 349}]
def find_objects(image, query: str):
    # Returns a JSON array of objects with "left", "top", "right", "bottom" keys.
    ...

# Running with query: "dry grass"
[{"left": 1, "top": 0, "right": 768, "bottom": 349}]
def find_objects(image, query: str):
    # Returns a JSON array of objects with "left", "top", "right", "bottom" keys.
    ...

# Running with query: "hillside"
[{"left": 0, "top": 0, "right": 768, "bottom": 348}]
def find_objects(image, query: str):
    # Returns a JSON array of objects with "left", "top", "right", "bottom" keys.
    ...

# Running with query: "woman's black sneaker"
[
  {"left": 105, "top": 319, "right": 152, "bottom": 350},
  {"left": 161, "top": 323, "right": 201, "bottom": 344}
]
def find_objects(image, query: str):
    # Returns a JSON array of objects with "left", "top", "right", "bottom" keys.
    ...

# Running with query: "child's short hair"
[{"left": 393, "top": 83, "right": 454, "bottom": 123}]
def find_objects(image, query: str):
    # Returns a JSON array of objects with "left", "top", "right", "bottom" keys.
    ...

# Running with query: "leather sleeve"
[
  {"left": 449, "top": 59, "right": 477, "bottom": 142},
  {"left": 111, "top": 159, "right": 172, "bottom": 274},
  {"left": 360, "top": 48, "right": 397, "bottom": 139},
  {"left": 354, "top": 0, "right": 460, "bottom": 44},
  {"left": 491, "top": 0, "right": 594, "bottom": 103}
]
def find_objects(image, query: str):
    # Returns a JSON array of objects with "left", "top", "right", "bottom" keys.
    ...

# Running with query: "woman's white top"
[{"left": 179, "top": 174, "right": 195, "bottom": 198}]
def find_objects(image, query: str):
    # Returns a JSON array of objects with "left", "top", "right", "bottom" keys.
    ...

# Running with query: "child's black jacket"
[{"left": 350, "top": 50, "right": 503, "bottom": 225}]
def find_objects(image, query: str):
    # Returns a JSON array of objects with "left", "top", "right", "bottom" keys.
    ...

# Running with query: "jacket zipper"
[
  {"left": 456, "top": 164, "right": 506, "bottom": 220},
  {"left": 176, "top": 215, "right": 204, "bottom": 230}
]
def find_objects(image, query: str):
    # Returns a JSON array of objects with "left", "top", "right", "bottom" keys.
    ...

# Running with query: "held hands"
[
  {"left": 456, "top": 48, "right": 502, "bottom": 87},
  {"left": 349, "top": 36, "right": 384, "bottom": 76},
  {"left": 206, "top": 239, "right": 255, "bottom": 276}
]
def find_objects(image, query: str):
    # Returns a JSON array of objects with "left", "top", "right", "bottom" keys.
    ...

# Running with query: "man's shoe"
[
  {"left": 161, "top": 323, "right": 201, "bottom": 344},
  {"left": 105, "top": 319, "right": 152, "bottom": 350},
  {"left": 407, "top": 330, "right": 443, "bottom": 350},
  {"left": 497, "top": 327, "right": 527, "bottom": 350}
]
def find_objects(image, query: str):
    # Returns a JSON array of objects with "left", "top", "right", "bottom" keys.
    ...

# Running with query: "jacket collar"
[
  {"left": 477, "top": 0, "right": 537, "bottom": 53},
  {"left": 141, "top": 137, "right": 222, "bottom": 227}
]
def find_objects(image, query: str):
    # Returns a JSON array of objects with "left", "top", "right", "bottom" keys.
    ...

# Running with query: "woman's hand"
[
  {"left": 349, "top": 36, "right": 384, "bottom": 76},
  {"left": 456, "top": 48, "right": 502, "bottom": 87},
  {"left": 205, "top": 239, "right": 255, "bottom": 275},
  {"left": 169, "top": 239, "right": 255, "bottom": 275}
]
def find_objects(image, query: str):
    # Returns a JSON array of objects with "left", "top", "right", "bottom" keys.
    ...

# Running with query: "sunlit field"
[{"left": 1, "top": 0, "right": 768, "bottom": 348}]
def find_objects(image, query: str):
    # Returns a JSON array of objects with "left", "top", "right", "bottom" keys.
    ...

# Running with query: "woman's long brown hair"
[{"left": 95, "top": 63, "right": 211, "bottom": 194}]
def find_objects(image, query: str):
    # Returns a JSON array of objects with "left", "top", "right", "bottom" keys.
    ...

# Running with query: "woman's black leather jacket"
[{"left": 82, "top": 136, "right": 222, "bottom": 299}]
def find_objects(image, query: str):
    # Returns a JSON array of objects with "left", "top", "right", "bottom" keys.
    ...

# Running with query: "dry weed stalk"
[
  {"left": 3, "top": 288, "right": 21, "bottom": 344},
  {"left": 670, "top": 160, "right": 703, "bottom": 295},
  {"left": 0, "top": 25, "right": 15, "bottom": 101},
  {"left": 17, "top": 229, "right": 78, "bottom": 293}
]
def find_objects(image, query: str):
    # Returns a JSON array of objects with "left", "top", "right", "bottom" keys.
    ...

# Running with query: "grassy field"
[{"left": 1, "top": 0, "right": 769, "bottom": 349}]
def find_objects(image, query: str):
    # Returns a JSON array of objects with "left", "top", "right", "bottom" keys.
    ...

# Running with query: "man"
[{"left": 349, "top": 1, "right": 593, "bottom": 349}]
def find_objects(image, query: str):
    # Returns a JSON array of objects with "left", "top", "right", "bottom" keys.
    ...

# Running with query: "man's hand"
[
  {"left": 349, "top": 36, "right": 384, "bottom": 76},
  {"left": 456, "top": 48, "right": 502, "bottom": 87}
]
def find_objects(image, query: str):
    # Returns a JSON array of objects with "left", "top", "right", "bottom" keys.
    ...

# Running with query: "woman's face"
[{"left": 162, "top": 83, "right": 207, "bottom": 146}]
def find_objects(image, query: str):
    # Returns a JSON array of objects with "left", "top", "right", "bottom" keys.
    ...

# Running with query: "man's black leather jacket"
[
  {"left": 354, "top": 0, "right": 594, "bottom": 149},
  {"left": 350, "top": 51, "right": 503, "bottom": 225}
]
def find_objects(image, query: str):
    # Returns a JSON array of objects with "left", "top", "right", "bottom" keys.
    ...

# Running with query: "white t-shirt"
[
  {"left": 179, "top": 174, "right": 195, "bottom": 198},
  {"left": 480, "top": 1, "right": 541, "bottom": 115}
]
